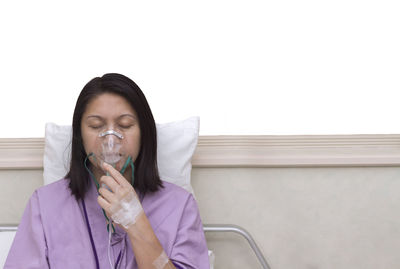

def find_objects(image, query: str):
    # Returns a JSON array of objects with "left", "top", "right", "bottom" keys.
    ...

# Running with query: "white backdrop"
[{"left": 0, "top": 0, "right": 399, "bottom": 137}]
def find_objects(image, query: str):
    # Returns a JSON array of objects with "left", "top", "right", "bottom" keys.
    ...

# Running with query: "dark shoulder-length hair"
[{"left": 66, "top": 73, "right": 162, "bottom": 200}]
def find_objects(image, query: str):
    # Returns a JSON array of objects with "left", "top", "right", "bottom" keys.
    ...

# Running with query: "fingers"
[
  {"left": 97, "top": 195, "right": 110, "bottom": 211},
  {"left": 98, "top": 187, "right": 117, "bottom": 204},
  {"left": 99, "top": 175, "right": 120, "bottom": 193},
  {"left": 102, "top": 162, "right": 130, "bottom": 187}
]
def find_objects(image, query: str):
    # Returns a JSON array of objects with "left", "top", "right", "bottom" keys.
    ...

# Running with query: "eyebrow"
[{"left": 86, "top": 114, "right": 137, "bottom": 120}]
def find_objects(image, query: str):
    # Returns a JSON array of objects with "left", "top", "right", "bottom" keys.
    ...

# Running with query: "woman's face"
[{"left": 81, "top": 93, "right": 141, "bottom": 175}]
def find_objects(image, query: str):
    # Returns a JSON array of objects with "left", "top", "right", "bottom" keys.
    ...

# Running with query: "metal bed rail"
[
  {"left": 203, "top": 224, "right": 271, "bottom": 269},
  {"left": 1, "top": 224, "right": 271, "bottom": 269},
  {"left": 0, "top": 226, "right": 18, "bottom": 232}
]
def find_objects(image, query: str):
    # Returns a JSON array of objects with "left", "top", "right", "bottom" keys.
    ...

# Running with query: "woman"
[{"left": 5, "top": 73, "right": 209, "bottom": 268}]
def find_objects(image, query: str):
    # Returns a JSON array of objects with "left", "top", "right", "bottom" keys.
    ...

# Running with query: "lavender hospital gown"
[{"left": 5, "top": 178, "right": 209, "bottom": 268}]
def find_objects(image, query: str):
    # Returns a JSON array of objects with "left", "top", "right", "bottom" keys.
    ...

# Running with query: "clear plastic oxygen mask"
[
  {"left": 99, "top": 130, "right": 123, "bottom": 167},
  {"left": 88, "top": 129, "right": 127, "bottom": 174}
]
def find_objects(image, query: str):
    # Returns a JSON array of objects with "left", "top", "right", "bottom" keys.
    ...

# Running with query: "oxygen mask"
[
  {"left": 99, "top": 130, "right": 123, "bottom": 166},
  {"left": 88, "top": 129, "right": 127, "bottom": 173}
]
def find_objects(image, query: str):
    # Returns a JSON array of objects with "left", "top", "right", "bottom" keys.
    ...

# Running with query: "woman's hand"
[
  {"left": 97, "top": 162, "right": 143, "bottom": 230},
  {"left": 97, "top": 162, "right": 176, "bottom": 269}
]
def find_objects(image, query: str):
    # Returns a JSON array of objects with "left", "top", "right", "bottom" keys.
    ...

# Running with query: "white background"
[{"left": 0, "top": 0, "right": 399, "bottom": 137}]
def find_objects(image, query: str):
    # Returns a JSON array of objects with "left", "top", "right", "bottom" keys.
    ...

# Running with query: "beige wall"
[
  {"left": 192, "top": 167, "right": 400, "bottom": 269},
  {"left": 0, "top": 169, "right": 42, "bottom": 224},
  {"left": 1, "top": 135, "right": 400, "bottom": 269}
]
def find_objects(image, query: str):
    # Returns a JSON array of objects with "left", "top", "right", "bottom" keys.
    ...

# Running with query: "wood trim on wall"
[
  {"left": 1, "top": 135, "right": 400, "bottom": 169},
  {"left": 0, "top": 138, "right": 44, "bottom": 169},
  {"left": 193, "top": 135, "right": 400, "bottom": 167}
]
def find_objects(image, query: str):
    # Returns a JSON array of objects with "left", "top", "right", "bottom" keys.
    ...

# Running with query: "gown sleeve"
[
  {"left": 4, "top": 190, "right": 50, "bottom": 269},
  {"left": 170, "top": 194, "right": 210, "bottom": 269}
]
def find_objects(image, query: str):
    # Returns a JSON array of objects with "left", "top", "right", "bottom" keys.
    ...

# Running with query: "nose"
[{"left": 105, "top": 134, "right": 117, "bottom": 151}]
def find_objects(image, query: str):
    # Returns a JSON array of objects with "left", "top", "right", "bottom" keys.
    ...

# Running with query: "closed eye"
[{"left": 119, "top": 124, "right": 133, "bottom": 129}]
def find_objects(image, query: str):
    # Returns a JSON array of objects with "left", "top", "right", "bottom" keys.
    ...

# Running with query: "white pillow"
[{"left": 43, "top": 117, "right": 199, "bottom": 194}]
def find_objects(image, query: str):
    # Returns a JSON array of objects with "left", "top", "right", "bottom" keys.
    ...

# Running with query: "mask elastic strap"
[
  {"left": 84, "top": 153, "right": 115, "bottom": 233},
  {"left": 120, "top": 156, "right": 131, "bottom": 174},
  {"left": 130, "top": 161, "right": 135, "bottom": 186},
  {"left": 84, "top": 153, "right": 100, "bottom": 189},
  {"left": 120, "top": 155, "right": 135, "bottom": 187}
]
